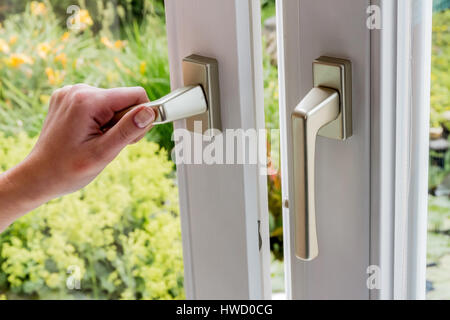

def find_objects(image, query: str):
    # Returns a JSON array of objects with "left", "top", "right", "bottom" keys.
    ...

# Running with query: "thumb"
[{"left": 100, "top": 106, "right": 155, "bottom": 160}]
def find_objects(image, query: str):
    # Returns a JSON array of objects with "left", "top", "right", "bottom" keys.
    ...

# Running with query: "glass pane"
[
  {"left": 0, "top": 1, "right": 184, "bottom": 300},
  {"left": 427, "top": 0, "right": 450, "bottom": 300},
  {"left": 261, "top": 0, "right": 285, "bottom": 299}
]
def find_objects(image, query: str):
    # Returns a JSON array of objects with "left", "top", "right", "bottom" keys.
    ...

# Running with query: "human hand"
[{"left": 0, "top": 84, "right": 155, "bottom": 229}]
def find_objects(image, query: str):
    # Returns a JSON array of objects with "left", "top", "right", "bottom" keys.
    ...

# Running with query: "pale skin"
[{"left": 0, "top": 84, "right": 156, "bottom": 232}]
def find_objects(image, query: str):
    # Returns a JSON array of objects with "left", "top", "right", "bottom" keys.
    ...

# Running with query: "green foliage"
[
  {"left": 430, "top": 10, "right": 450, "bottom": 194},
  {"left": 0, "top": 1, "right": 173, "bottom": 151},
  {"left": 261, "top": 4, "right": 284, "bottom": 261},
  {"left": 260, "top": 0, "right": 276, "bottom": 25},
  {"left": 434, "top": 0, "right": 450, "bottom": 13},
  {"left": 267, "top": 170, "right": 283, "bottom": 261},
  {"left": 427, "top": 255, "right": 450, "bottom": 300},
  {"left": 263, "top": 43, "right": 279, "bottom": 131},
  {"left": 0, "top": 132, "right": 184, "bottom": 300},
  {"left": 428, "top": 146, "right": 450, "bottom": 191},
  {"left": 427, "top": 195, "right": 450, "bottom": 299},
  {"left": 428, "top": 196, "right": 450, "bottom": 232},
  {"left": 0, "top": 3, "right": 181, "bottom": 300},
  {"left": 428, "top": 232, "right": 450, "bottom": 264},
  {"left": 431, "top": 10, "right": 450, "bottom": 129},
  {"left": 0, "top": 0, "right": 166, "bottom": 26},
  {"left": 429, "top": 9, "right": 450, "bottom": 197},
  {"left": 270, "top": 254, "right": 284, "bottom": 293}
]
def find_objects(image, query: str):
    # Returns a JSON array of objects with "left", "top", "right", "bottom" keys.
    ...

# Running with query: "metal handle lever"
[
  {"left": 105, "top": 55, "right": 221, "bottom": 136},
  {"left": 291, "top": 56, "right": 352, "bottom": 261},
  {"left": 108, "top": 85, "right": 207, "bottom": 127},
  {"left": 292, "top": 88, "right": 339, "bottom": 261}
]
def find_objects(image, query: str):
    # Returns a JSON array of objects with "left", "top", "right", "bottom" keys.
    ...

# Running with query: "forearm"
[{"left": 0, "top": 159, "right": 52, "bottom": 232}]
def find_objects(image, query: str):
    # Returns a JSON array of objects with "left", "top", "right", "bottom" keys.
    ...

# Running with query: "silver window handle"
[
  {"left": 291, "top": 56, "right": 352, "bottom": 261},
  {"left": 106, "top": 54, "right": 221, "bottom": 134},
  {"left": 112, "top": 85, "right": 207, "bottom": 125}
]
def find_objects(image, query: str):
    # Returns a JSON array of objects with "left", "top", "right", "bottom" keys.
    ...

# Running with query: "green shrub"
[
  {"left": 431, "top": 9, "right": 450, "bottom": 129},
  {"left": 0, "top": 132, "right": 184, "bottom": 299}
]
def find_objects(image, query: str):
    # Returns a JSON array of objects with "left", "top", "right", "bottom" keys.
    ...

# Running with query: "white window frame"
[
  {"left": 164, "top": 0, "right": 272, "bottom": 300},
  {"left": 164, "top": 0, "right": 432, "bottom": 300},
  {"left": 370, "top": 0, "right": 432, "bottom": 300},
  {"left": 277, "top": 0, "right": 432, "bottom": 299}
]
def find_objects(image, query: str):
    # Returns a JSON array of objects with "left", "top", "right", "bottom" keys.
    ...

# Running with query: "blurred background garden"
[
  {"left": 0, "top": 0, "right": 449, "bottom": 300},
  {"left": 427, "top": 0, "right": 450, "bottom": 300}
]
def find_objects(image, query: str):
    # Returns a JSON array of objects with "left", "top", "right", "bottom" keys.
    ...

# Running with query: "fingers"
[
  {"left": 50, "top": 84, "right": 90, "bottom": 104},
  {"left": 99, "top": 106, "right": 155, "bottom": 161},
  {"left": 91, "top": 86, "right": 150, "bottom": 127},
  {"left": 47, "top": 84, "right": 153, "bottom": 164},
  {"left": 130, "top": 131, "right": 149, "bottom": 144},
  {"left": 100, "top": 87, "right": 150, "bottom": 112},
  {"left": 51, "top": 85, "right": 150, "bottom": 127}
]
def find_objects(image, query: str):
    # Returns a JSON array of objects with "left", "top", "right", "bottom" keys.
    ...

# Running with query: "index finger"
[
  {"left": 100, "top": 87, "right": 150, "bottom": 112},
  {"left": 88, "top": 86, "right": 150, "bottom": 127}
]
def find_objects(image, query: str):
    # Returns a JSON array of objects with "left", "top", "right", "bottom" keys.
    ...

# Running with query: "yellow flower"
[
  {"left": 61, "top": 32, "right": 70, "bottom": 42},
  {"left": 79, "top": 9, "right": 93, "bottom": 26},
  {"left": 102, "top": 37, "right": 126, "bottom": 50},
  {"left": 0, "top": 38, "right": 10, "bottom": 53},
  {"left": 30, "top": 1, "right": 47, "bottom": 16},
  {"left": 67, "top": 9, "right": 93, "bottom": 31},
  {"left": 6, "top": 53, "right": 33, "bottom": 68},
  {"left": 139, "top": 61, "right": 146, "bottom": 75},
  {"left": 45, "top": 67, "right": 65, "bottom": 85},
  {"left": 114, "top": 40, "right": 126, "bottom": 49},
  {"left": 54, "top": 52, "right": 67, "bottom": 68},
  {"left": 40, "top": 94, "right": 51, "bottom": 105},
  {"left": 9, "top": 35, "right": 17, "bottom": 45},
  {"left": 37, "top": 42, "right": 51, "bottom": 59},
  {"left": 101, "top": 36, "right": 113, "bottom": 49}
]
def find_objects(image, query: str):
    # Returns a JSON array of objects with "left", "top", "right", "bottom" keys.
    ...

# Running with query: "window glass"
[{"left": 427, "top": 0, "right": 450, "bottom": 300}]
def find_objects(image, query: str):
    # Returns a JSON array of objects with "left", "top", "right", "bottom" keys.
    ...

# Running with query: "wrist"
[
  {"left": 0, "top": 164, "right": 42, "bottom": 231},
  {"left": 0, "top": 151, "right": 61, "bottom": 231},
  {"left": 3, "top": 156, "right": 55, "bottom": 213}
]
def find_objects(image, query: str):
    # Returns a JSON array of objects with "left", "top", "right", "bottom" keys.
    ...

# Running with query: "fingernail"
[{"left": 134, "top": 107, "right": 155, "bottom": 128}]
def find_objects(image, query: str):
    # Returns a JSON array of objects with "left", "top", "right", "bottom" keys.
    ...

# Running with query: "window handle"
[
  {"left": 106, "top": 54, "right": 221, "bottom": 134},
  {"left": 109, "top": 85, "right": 207, "bottom": 125},
  {"left": 291, "top": 56, "right": 352, "bottom": 261}
]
